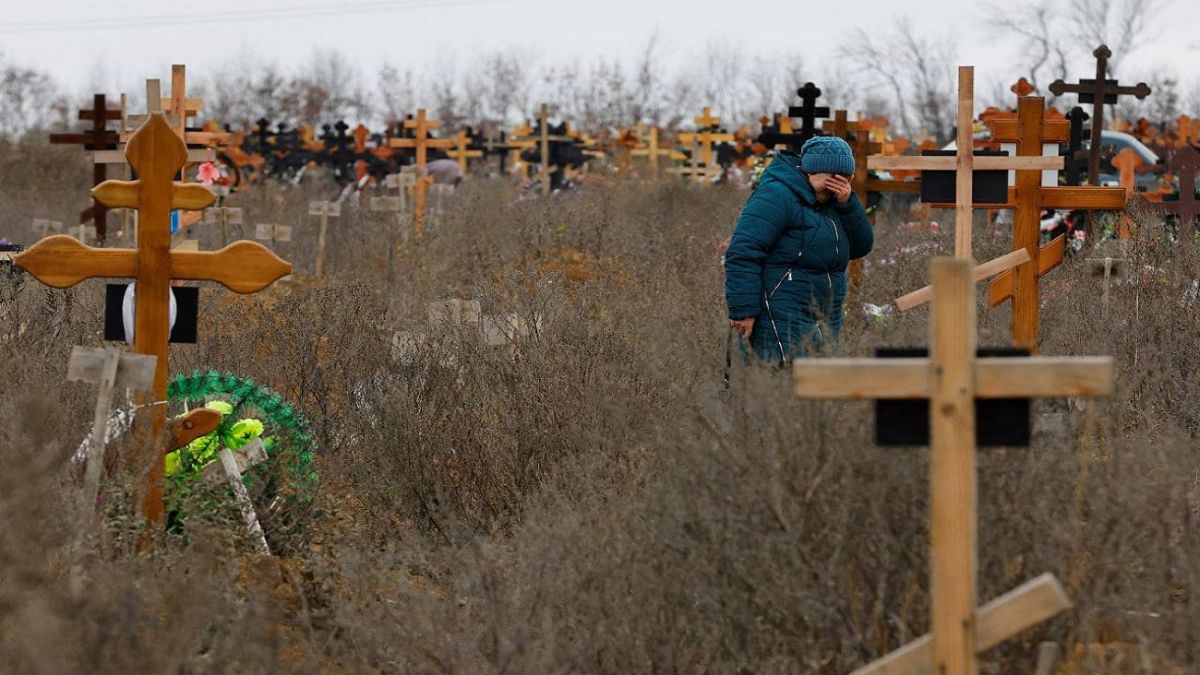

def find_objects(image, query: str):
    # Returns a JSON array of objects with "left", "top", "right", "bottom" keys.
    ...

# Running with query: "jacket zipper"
[{"left": 826, "top": 215, "right": 839, "bottom": 295}]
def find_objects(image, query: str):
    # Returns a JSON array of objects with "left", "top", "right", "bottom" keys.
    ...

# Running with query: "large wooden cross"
[
  {"left": 14, "top": 114, "right": 291, "bottom": 524},
  {"left": 49, "top": 93, "right": 122, "bottom": 245},
  {"left": 1049, "top": 45, "right": 1152, "bottom": 186},
  {"left": 868, "top": 67, "right": 1062, "bottom": 260},
  {"left": 676, "top": 107, "right": 735, "bottom": 182},
  {"left": 895, "top": 95, "right": 1126, "bottom": 348},
  {"left": 794, "top": 256, "right": 1114, "bottom": 675},
  {"left": 388, "top": 109, "right": 456, "bottom": 235}
]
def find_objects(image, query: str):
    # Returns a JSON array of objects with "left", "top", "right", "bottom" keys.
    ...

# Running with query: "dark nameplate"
[
  {"left": 919, "top": 150, "right": 1009, "bottom": 204},
  {"left": 104, "top": 284, "right": 199, "bottom": 344},
  {"left": 875, "top": 347, "right": 1031, "bottom": 447}
]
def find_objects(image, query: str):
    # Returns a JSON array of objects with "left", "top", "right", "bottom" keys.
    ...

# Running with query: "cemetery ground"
[{"left": 2, "top": 144, "right": 1199, "bottom": 673}]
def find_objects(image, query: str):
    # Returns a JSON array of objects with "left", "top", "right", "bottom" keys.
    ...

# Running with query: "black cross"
[
  {"left": 1064, "top": 107, "right": 1091, "bottom": 187},
  {"left": 789, "top": 82, "right": 831, "bottom": 144},
  {"left": 1049, "top": 45, "right": 1152, "bottom": 186}
]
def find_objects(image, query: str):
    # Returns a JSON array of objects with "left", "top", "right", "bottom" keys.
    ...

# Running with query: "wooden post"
[
  {"left": 309, "top": 200, "right": 341, "bottom": 278},
  {"left": 14, "top": 113, "right": 292, "bottom": 525},
  {"left": 66, "top": 347, "right": 156, "bottom": 516},
  {"left": 218, "top": 440, "right": 271, "bottom": 555},
  {"left": 929, "top": 258, "right": 978, "bottom": 674},
  {"left": 49, "top": 93, "right": 121, "bottom": 244},
  {"left": 1012, "top": 96, "right": 1046, "bottom": 348},
  {"left": 792, "top": 257, "right": 1114, "bottom": 674}
]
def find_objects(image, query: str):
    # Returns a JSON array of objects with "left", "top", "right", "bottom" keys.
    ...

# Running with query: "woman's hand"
[
  {"left": 731, "top": 317, "right": 756, "bottom": 338},
  {"left": 827, "top": 175, "right": 853, "bottom": 204}
]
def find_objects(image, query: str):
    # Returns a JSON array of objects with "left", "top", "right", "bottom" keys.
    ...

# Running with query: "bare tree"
[{"left": 0, "top": 52, "right": 64, "bottom": 138}]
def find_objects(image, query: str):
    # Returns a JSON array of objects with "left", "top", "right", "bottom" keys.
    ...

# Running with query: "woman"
[{"left": 724, "top": 136, "right": 874, "bottom": 364}]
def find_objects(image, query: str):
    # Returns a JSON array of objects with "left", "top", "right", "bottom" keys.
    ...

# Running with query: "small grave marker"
[
  {"left": 308, "top": 200, "right": 341, "bottom": 277},
  {"left": 1153, "top": 145, "right": 1200, "bottom": 240},
  {"left": 203, "top": 206, "right": 243, "bottom": 247}
]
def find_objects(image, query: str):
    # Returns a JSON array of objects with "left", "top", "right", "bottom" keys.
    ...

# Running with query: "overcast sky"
[{"left": 3, "top": 0, "right": 1197, "bottom": 100}]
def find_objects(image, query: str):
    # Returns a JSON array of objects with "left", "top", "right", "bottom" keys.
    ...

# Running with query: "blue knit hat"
[{"left": 799, "top": 136, "right": 855, "bottom": 176}]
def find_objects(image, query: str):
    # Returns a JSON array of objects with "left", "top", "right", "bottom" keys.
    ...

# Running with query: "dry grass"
[{"left": 1, "top": 141, "right": 1198, "bottom": 673}]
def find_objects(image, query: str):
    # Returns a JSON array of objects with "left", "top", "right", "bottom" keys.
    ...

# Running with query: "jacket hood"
[{"left": 759, "top": 150, "right": 817, "bottom": 205}]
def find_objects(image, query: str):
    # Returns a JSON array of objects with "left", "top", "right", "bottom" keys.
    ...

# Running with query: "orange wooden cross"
[
  {"left": 446, "top": 129, "right": 484, "bottom": 171},
  {"left": 1112, "top": 147, "right": 1143, "bottom": 239},
  {"left": 1177, "top": 115, "right": 1200, "bottom": 147},
  {"left": 389, "top": 109, "right": 456, "bottom": 235},
  {"left": 1010, "top": 77, "right": 1036, "bottom": 98},
  {"left": 352, "top": 124, "right": 371, "bottom": 155},
  {"left": 927, "top": 96, "right": 1124, "bottom": 348},
  {"left": 14, "top": 114, "right": 291, "bottom": 524}
]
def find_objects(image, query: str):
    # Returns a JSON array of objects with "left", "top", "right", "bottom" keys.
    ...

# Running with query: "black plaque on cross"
[
  {"left": 919, "top": 149, "right": 1010, "bottom": 204},
  {"left": 876, "top": 347, "right": 1031, "bottom": 447},
  {"left": 1049, "top": 45, "right": 1152, "bottom": 186}
]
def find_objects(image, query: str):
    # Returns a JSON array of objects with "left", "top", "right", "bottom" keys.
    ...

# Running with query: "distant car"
[{"left": 1089, "top": 130, "right": 1160, "bottom": 190}]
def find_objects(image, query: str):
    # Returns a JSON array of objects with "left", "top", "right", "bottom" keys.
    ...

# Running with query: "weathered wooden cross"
[
  {"left": 308, "top": 200, "right": 341, "bottom": 278},
  {"left": 49, "top": 94, "right": 122, "bottom": 244},
  {"left": 794, "top": 256, "right": 1114, "bottom": 675},
  {"left": 1152, "top": 145, "right": 1200, "bottom": 241},
  {"left": 1049, "top": 45, "right": 1151, "bottom": 186},
  {"left": 388, "top": 109, "right": 455, "bottom": 235},
  {"left": 255, "top": 223, "right": 293, "bottom": 251},
  {"left": 202, "top": 205, "right": 243, "bottom": 247},
  {"left": 14, "top": 114, "right": 292, "bottom": 524},
  {"left": 629, "top": 126, "right": 679, "bottom": 177}
]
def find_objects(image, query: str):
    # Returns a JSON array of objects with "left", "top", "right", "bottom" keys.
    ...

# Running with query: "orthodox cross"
[
  {"left": 629, "top": 126, "right": 678, "bottom": 177},
  {"left": 1176, "top": 115, "right": 1200, "bottom": 147},
  {"left": 794, "top": 256, "right": 1114, "bottom": 675},
  {"left": 388, "top": 109, "right": 455, "bottom": 233},
  {"left": 510, "top": 104, "right": 575, "bottom": 195},
  {"left": 14, "top": 114, "right": 292, "bottom": 525},
  {"left": 1110, "top": 148, "right": 1145, "bottom": 239},
  {"left": 49, "top": 93, "right": 121, "bottom": 245},
  {"left": 677, "top": 107, "right": 735, "bottom": 176},
  {"left": 1010, "top": 76, "right": 1036, "bottom": 98},
  {"left": 446, "top": 129, "right": 484, "bottom": 171},
  {"left": 1049, "top": 45, "right": 1152, "bottom": 185},
  {"left": 868, "top": 67, "right": 1062, "bottom": 261},
  {"left": 1153, "top": 145, "right": 1200, "bottom": 239},
  {"left": 900, "top": 95, "right": 1126, "bottom": 349}
]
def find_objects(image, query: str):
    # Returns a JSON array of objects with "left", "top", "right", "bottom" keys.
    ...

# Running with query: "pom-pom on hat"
[{"left": 799, "top": 136, "right": 855, "bottom": 176}]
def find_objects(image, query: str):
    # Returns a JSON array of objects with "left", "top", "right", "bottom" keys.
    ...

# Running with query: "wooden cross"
[
  {"left": 446, "top": 129, "right": 484, "bottom": 171},
  {"left": 308, "top": 200, "right": 341, "bottom": 278},
  {"left": 677, "top": 113, "right": 734, "bottom": 180},
  {"left": 255, "top": 223, "right": 293, "bottom": 250},
  {"left": 794, "top": 256, "right": 1114, "bottom": 675},
  {"left": 1176, "top": 115, "right": 1200, "bottom": 147},
  {"left": 1049, "top": 45, "right": 1152, "bottom": 186},
  {"left": 115, "top": 80, "right": 212, "bottom": 165},
  {"left": 629, "top": 126, "right": 678, "bottom": 177},
  {"left": 49, "top": 93, "right": 121, "bottom": 244},
  {"left": 13, "top": 114, "right": 292, "bottom": 525},
  {"left": 388, "top": 109, "right": 455, "bottom": 235},
  {"left": 510, "top": 104, "right": 576, "bottom": 195},
  {"left": 1110, "top": 147, "right": 1144, "bottom": 239},
  {"left": 899, "top": 95, "right": 1125, "bottom": 348},
  {"left": 202, "top": 206, "right": 243, "bottom": 247},
  {"left": 1010, "top": 77, "right": 1036, "bottom": 98},
  {"left": 1153, "top": 145, "right": 1200, "bottom": 239},
  {"left": 868, "top": 67, "right": 1062, "bottom": 260}
]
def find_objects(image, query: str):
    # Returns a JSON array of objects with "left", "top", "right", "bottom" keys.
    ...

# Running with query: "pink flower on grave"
[
  {"left": 1073, "top": 230, "right": 1086, "bottom": 241},
  {"left": 197, "top": 162, "right": 220, "bottom": 185}
]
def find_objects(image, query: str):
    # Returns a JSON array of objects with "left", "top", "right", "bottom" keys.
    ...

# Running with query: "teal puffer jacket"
[{"left": 724, "top": 151, "right": 873, "bottom": 362}]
